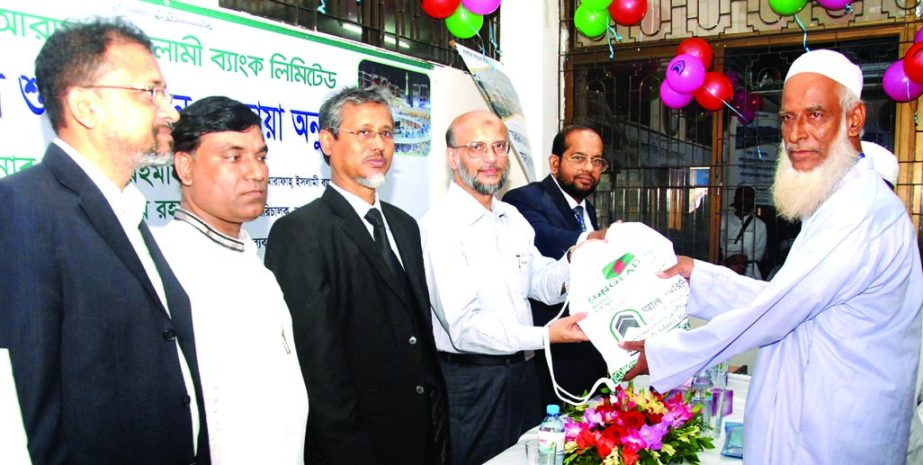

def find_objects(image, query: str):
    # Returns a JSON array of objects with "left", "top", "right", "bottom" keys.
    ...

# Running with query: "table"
[{"left": 484, "top": 374, "right": 750, "bottom": 465}]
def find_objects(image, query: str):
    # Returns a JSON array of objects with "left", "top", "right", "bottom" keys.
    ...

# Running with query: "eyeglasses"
[
  {"left": 565, "top": 154, "right": 608, "bottom": 171},
  {"left": 83, "top": 85, "right": 173, "bottom": 108},
  {"left": 340, "top": 128, "right": 394, "bottom": 143},
  {"left": 450, "top": 140, "right": 511, "bottom": 158}
]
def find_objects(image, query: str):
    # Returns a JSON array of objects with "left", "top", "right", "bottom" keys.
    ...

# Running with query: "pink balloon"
[
  {"left": 736, "top": 108, "right": 756, "bottom": 125},
  {"left": 461, "top": 0, "right": 501, "bottom": 15},
  {"left": 916, "top": 26, "right": 923, "bottom": 44},
  {"left": 882, "top": 61, "right": 923, "bottom": 102},
  {"left": 815, "top": 0, "right": 850, "bottom": 9},
  {"left": 666, "top": 53, "right": 706, "bottom": 94},
  {"left": 660, "top": 80, "right": 693, "bottom": 109}
]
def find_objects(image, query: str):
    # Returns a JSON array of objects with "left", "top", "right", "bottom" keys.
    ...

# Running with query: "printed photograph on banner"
[
  {"left": 454, "top": 43, "right": 536, "bottom": 182},
  {"left": 359, "top": 60, "right": 431, "bottom": 158}
]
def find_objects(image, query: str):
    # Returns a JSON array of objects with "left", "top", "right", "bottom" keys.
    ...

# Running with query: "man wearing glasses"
[
  {"left": 265, "top": 86, "right": 450, "bottom": 465},
  {"left": 421, "top": 110, "right": 589, "bottom": 465},
  {"left": 503, "top": 125, "right": 610, "bottom": 409},
  {"left": 0, "top": 18, "right": 210, "bottom": 465}
]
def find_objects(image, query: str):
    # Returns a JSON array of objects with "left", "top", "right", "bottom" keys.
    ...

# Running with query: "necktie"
[
  {"left": 138, "top": 221, "right": 211, "bottom": 464},
  {"left": 364, "top": 208, "right": 402, "bottom": 273},
  {"left": 573, "top": 205, "right": 587, "bottom": 232}
]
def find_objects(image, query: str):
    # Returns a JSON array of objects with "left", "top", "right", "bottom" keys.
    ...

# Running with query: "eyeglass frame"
[
  {"left": 81, "top": 85, "right": 173, "bottom": 108},
  {"left": 339, "top": 128, "right": 395, "bottom": 143},
  {"left": 449, "top": 140, "right": 511, "bottom": 158},
  {"left": 560, "top": 153, "right": 609, "bottom": 171}
]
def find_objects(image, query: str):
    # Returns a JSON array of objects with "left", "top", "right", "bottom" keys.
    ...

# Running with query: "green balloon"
[
  {"left": 769, "top": 0, "right": 808, "bottom": 16},
  {"left": 581, "top": 0, "right": 613, "bottom": 10},
  {"left": 574, "top": 4, "right": 610, "bottom": 39},
  {"left": 445, "top": 5, "right": 484, "bottom": 39}
]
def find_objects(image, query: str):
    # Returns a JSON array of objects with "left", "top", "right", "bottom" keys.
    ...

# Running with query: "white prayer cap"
[
  {"left": 785, "top": 49, "right": 863, "bottom": 99},
  {"left": 861, "top": 141, "right": 899, "bottom": 187}
]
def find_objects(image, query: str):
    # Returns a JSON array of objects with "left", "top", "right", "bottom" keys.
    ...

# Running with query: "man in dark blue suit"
[
  {"left": 0, "top": 19, "right": 209, "bottom": 465},
  {"left": 503, "top": 125, "right": 609, "bottom": 404}
]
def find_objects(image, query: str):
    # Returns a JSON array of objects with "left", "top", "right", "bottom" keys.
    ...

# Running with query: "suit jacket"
[
  {"left": 265, "top": 187, "right": 449, "bottom": 465},
  {"left": 503, "top": 175, "right": 608, "bottom": 397},
  {"left": 0, "top": 145, "right": 208, "bottom": 465}
]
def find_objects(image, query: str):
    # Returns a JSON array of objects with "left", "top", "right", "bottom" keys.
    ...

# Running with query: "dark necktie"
[
  {"left": 138, "top": 221, "right": 211, "bottom": 464},
  {"left": 573, "top": 205, "right": 587, "bottom": 232},
  {"left": 364, "top": 208, "right": 403, "bottom": 273}
]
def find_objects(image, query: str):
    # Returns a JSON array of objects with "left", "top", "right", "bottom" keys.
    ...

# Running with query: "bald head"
[
  {"left": 445, "top": 110, "right": 511, "bottom": 206},
  {"left": 446, "top": 110, "right": 506, "bottom": 147}
]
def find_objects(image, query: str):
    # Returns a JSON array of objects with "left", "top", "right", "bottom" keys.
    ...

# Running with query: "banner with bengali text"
[{"left": 0, "top": 0, "right": 433, "bottom": 254}]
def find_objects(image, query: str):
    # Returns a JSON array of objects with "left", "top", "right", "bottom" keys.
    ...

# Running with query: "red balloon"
[
  {"left": 608, "top": 0, "right": 647, "bottom": 26},
  {"left": 694, "top": 72, "right": 733, "bottom": 111},
  {"left": 903, "top": 42, "right": 923, "bottom": 84},
  {"left": 422, "top": 0, "right": 462, "bottom": 19},
  {"left": 677, "top": 38, "right": 712, "bottom": 69}
]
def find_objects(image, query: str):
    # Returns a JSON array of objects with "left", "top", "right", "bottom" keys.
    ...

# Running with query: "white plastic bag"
[{"left": 544, "top": 222, "right": 690, "bottom": 405}]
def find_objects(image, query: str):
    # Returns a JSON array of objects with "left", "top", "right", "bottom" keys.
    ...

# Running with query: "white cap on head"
[
  {"left": 861, "top": 141, "right": 899, "bottom": 186},
  {"left": 785, "top": 49, "right": 863, "bottom": 99}
]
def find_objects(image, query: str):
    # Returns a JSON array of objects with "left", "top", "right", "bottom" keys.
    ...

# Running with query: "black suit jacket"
[
  {"left": 0, "top": 145, "right": 208, "bottom": 465},
  {"left": 503, "top": 175, "right": 608, "bottom": 397},
  {"left": 265, "top": 187, "right": 449, "bottom": 465}
]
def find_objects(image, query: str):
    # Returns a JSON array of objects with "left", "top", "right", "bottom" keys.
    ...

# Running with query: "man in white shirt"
[
  {"left": 720, "top": 186, "right": 767, "bottom": 279},
  {"left": 153, "top": 96, "right": 308, "bottom": 465},
  {"left": 0, "top": 18, "right": 208, "bottom": 464},
  {"left": 421, "top": 110, "right": 589, "bottom": 465},
  {"left": 623, "top": 49, "right": 922, "bottom": 465}
]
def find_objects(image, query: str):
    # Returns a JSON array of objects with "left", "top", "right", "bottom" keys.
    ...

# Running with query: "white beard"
[
  {"left": 772, "top": 129, "right": 859, "bottom": 221},
  {"left": 357, "top": 173, "right": 386, "bottom": 189}
]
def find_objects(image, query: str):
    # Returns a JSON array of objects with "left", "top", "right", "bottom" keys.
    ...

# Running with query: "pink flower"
[
  {"left": 639, "top": 423, "right": 668, "bottom": 450},
  {"left": 584, "top": 407, "right": 604, "bottom": 426},
  {"left": 564, "top": 417, "right": 585, "bottom": 440}
]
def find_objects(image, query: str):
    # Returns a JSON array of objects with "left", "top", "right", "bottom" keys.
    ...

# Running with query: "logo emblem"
[
  {"left": 609, "top": 309, "right": 645, "bottom": 341},
  {"left": 601, "top": 253, "right": 635, "bottom": 279},
  {"left": 670, "top": 60, "right": 686, "bottom": 75}
]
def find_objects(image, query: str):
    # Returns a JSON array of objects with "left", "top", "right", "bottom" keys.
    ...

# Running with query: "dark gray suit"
[
  {"left": 0, "top": 144, "right": 209, "bottom": 465},
  {"left": 265, "top": 187, "right": 449, "bottom": 465},
  {"left": 503, "top": 175, "right": 608, "bottom": 402}
]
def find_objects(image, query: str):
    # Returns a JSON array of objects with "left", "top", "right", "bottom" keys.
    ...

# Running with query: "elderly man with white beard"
[{"left": 621, "top": 49, "right": 923, "bottom": 464}]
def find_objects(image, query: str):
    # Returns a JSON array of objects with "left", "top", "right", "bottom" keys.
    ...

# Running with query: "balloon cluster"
[
  {"left": 573, "top": 0, "right": 648, "bottom": 38},
  {"left": 769, "top": 0, "right": 852, "bottom": 16},
  {"left": 882, "top": 27, "right": 923, "bottom": 103},
  {"left": 422, "top": 0, "right": 500, "bottom": 39},
  {"left": 660, "top": 38, "right": 735, "bottom": 115}
]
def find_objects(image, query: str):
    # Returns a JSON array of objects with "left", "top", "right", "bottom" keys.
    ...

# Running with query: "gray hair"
[{"left": 318, "top": 85, "right": 393, "bottom": 137}]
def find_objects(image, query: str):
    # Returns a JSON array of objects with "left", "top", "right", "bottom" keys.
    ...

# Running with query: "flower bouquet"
[{"left": 562, "top": 386, "right": 714, "bottom": 465}]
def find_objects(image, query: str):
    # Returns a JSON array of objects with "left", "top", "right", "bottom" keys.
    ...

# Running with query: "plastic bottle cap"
[{"left": 546, "top": 404, "right": 560, "bottom": 415}]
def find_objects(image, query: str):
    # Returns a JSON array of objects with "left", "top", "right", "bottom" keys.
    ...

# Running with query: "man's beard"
[
  {"left": 357, "top": 173, "right": 386, "bottom": 189},
  {"left": 557, "top": 175, "right": 596, "bottom": 202},
  {"left": 458, "top": 159, "right": 508, "bottom": 196},
  {"left": 771, "top": 127, "right": 859, "bottom": 221},
  {"left": 116, "top": 126, "right": 174, "bottom": 170}
]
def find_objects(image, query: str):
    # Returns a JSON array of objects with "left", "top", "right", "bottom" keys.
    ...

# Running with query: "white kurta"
[
  {"left": 646, "top": 157, "right": 923, "bottom": 464},
  {"left": 154, "top": 213, "right": 308, "bottom": 465}
]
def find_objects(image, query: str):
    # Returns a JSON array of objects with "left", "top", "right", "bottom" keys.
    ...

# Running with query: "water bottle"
[
  {"left": 537, "top": 404, "right": 565, "bottom": 465},
  {"left": 710, "top": 361, "right": 729, "bottom": 390},
  {"left": 691, "top": 368, "right": 713, "bottom": 436}
]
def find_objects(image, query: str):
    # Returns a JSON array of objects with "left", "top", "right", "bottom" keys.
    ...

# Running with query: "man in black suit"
[
  {"left": 0, "top": 19, "right": 209, "bottom": 465},
  {"left": 503, "top": 125, "right": 609, "bottom": 404},
  {"left": 265, "top": 86, "right": 450, "bottom": 465}
]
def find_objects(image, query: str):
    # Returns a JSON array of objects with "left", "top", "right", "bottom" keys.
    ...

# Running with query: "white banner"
[{"left": 0, "top": 0, "right": 434, "bottom": 252}]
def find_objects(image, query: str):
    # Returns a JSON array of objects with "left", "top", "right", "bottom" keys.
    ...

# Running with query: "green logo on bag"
[
  {"left": 602, "top": 253, "right": 635, "bottom": 279},
  {"left": 609, "top": 309, "right": 645, "bottom": 341}
]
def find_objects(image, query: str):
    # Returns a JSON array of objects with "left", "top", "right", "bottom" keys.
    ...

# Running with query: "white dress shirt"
[
  {"left": 421, "top": 182, "right": 570, "bottom": 354},
  {"left": 55, "top": 139, "right": 199, "bottom": 449},
  {"left": 550, "top": 175, "right": 595, "bottom": 242},
  {"left": 154, "top": 210, "right": 308, "bottom": 465},
  {"left": 720, "top": 212, "right": 767, "bottom": 279}
]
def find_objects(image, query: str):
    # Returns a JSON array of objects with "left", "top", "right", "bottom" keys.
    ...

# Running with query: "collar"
[
  {"left": 54, "top": 138, "right": 147, "bottom": 228},
  {"left": 445, "top": 181, "right": 509, "bottom": 226},
  {"left": 329, "top": 181, "right": 384, "bottom": 220},
  {"left": 174, "top": 208, "right": 246, "bottom": 252},
  {"left": 550, "top": 175, "right": 586, "bottom": 210}
]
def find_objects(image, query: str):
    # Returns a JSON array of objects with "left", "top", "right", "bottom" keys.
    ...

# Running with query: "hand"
[
  {"left": 587, "top": 228, "right": 607, "bottom": 241},
  {"left": 548, "top": 312, "right": 589, "bottom": 343},
  {"left": 658, "top": 256, "right": 694, "bottom": 280},
  {"left": 618, "top": 340, "right": 649, "bottom": 380}
]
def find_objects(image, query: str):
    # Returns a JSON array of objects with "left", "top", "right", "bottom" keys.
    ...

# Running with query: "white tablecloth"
[{"left": 484, "top": 374, "right": 750, "bottom": 465}]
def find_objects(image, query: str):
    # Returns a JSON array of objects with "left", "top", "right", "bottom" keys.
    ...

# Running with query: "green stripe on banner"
[{"left": 139, "top": 0, "right": 434, "bottom": 71}]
